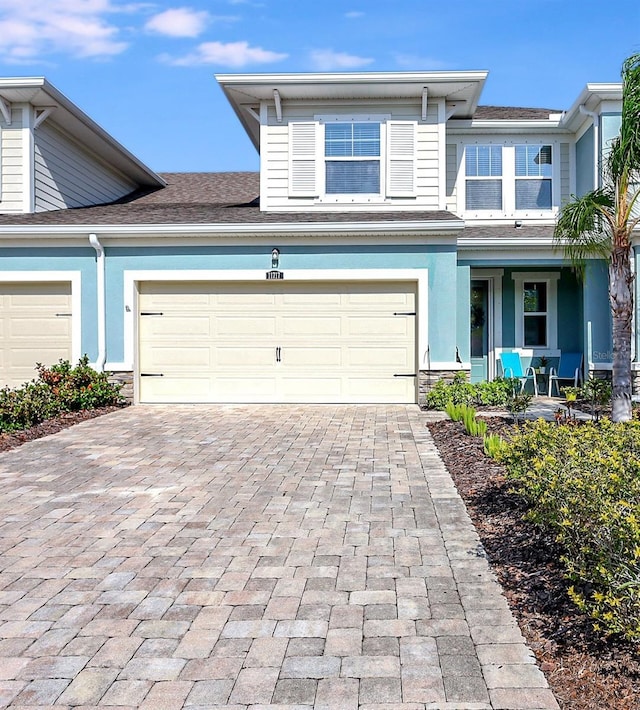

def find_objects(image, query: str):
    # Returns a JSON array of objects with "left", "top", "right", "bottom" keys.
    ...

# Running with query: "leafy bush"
[
  {"left": 483, "top": 433, "right": 506, "bottom": 459},
  {"left": 36, "top": 356, "right": 122, "bottom": 411},
  {"left": 0, "top": 356, "right": 123, "bottom": 433},
  {"left": 424, "top": 372, "right": 519, "bottom": 410},
  {"left": 501, "top": 419, "right": 640, "bottom": 640}
]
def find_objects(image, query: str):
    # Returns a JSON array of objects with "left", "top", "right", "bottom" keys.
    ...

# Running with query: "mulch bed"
[
  {"left": 428, "top": 417, "right": 640, "bottom": 709},
  {"left": 0, "top": 405, "right": 126, "bottom": 453}
]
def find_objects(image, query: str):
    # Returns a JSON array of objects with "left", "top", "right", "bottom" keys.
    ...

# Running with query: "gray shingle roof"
[
  {"left": 460, "top": 224, "right": 555, "bottom": 240},
  {"left": 0, "top": 172, "right": 459, "bottom": 227},
  {"left": 473, "top": 106, "right": 562, "bottom": 120}
]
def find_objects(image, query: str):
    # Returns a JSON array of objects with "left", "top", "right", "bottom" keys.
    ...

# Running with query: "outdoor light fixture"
[
  {"left": 271, "top": 248, "right": 280, "bottom": 268},
  {"left": 514, "top": 221, "right": 523, "bottom": 229}
]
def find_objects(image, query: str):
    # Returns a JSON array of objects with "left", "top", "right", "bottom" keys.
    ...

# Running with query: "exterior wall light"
[
  {"left": 271, "top": 248, "right": 280, "bottom": 268},
  {"left": 514, "top": 221, "right": 523, "bottom": 229}
]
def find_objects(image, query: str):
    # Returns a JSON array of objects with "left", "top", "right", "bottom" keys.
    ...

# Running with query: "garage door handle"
[
  {"left": 55, "top": 313, "right": 72, "bottom": 317},
  {"left": 394, "top": 312, "right": 416, "bottom": 316},
  {"left": 276, "top": 347, "right": 281, "bottom": 362},
  {"left": 394, "top": 373, "right": 417, "bottom": 377},
  {"left": 141, "top": 373, "right": 164, "bottom": 377},
  {"left": 141, "top": 312, "right": 164, "bottom": 316}
]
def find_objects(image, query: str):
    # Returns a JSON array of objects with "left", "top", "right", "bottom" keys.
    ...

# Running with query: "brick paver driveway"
[{"left": 0, "top": 405, "right": 557, "bottom": 709}]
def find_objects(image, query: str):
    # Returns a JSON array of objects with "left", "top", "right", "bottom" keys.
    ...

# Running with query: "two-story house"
[{"left": 0, "top": 71, "right": 628, "bottom": 404}]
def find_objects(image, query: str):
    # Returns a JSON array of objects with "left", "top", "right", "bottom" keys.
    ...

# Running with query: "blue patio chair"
[
  {"left": 548, "top": 353, "right": 583, "bottom": 396},
  {"left": 499, "top": 352, "right": 538, "bottom": 395}
]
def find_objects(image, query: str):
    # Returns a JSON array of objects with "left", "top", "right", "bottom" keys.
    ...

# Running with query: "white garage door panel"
[
  {"left": 141, "top": 376, "right": 213, "bottom": 401},
  {"left": 0, "top": 282, "right": 72, "bottom": 388},
  {"left": 282, "top": 346, "right": 343, "bottom": 367},
  {"left": 147, "top": 346, "right": 211, "bottom": 368},
  {"left": 138, "top": 281, "right": 417, "bottom": 404},
  {"left": 349, "top": 347, "right": 413, "bottom": 367},
  {"left": 217, "top": 317, "right": 277, "bottom": 336},
  {"left": 216, "top": 347, "right": 278, "bottom": 367}
]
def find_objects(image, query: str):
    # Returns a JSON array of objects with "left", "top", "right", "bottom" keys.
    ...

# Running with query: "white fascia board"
[
  {"left": 215, "top": 70, "right": 489, "bottom": 88},
  {"left": 0, "top": 77, "right": 165, "bottom": 188},
  {"left": 561, "top": 83, "right": 622, "bottom": 130},
  {"left": 0, "top": 219, "right": 465, "bottom": 239}
]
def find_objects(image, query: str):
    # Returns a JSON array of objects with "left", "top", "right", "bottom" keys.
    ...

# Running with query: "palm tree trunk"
[{"left": 609, "top": 244, "right": 634, "bottom": 422}]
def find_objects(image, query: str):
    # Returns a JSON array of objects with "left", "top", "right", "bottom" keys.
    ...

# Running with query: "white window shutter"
[
  {"left": 289, "top": 122, "right": 318, "bottom": 196},
  {"left": 386, "top": 121, "right": 416, "bottom": 197}
]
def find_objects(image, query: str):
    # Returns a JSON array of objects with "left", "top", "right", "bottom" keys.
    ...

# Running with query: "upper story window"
[
  {"left": 289, "top": 117, "right": 416, "bottom": 201},
  {"left": 515, "top": 145, "right": 552, "bottom": 209},
  {"left": 465, "top": 145, "right": 502, "bottom": 210},
  {"left": 325, "top": 122, "right": 380, "bottom": 194},
  {"left": 460, "top": 141, "right": 557, "bottom": 217}
]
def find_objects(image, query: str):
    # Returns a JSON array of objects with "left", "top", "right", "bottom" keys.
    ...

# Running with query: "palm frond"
[
  {"left": 553, "top": 190, "right": 613, "bottom": 267},
  {"left": 608, "top": 53, "right": 640, "bottom": 182}
]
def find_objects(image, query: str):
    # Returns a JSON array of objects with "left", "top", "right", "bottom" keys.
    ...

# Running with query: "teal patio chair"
[
  {"left": 548, "top": 353, "right": 583, "bottom": 396},
  {"left": 499, "top": 352, "right": 539, "bottom": 395}
]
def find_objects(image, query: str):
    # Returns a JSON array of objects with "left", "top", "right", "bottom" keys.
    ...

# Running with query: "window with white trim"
[
  {"left": 288, "top": 118, "right": 416, "bottom": 200},
  {"left": 513, "top": 272, "right": 559, "bottom": 350},
  {"left": 465, "top": 145, "right": 502, "bottom": 210},
  {"left": 460, "top": 142, "right": 558, "bottom": 216},
  {"left": 325, "top": 122, "right": 380, "bottom": 194},
  {"left": 515, "top": 145, "right": 552, "bottom": 209}
]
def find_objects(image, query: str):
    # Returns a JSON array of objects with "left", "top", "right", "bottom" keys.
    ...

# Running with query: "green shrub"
[
  {"left": 36, "top": 356, "right": 122, "bottom": 411},
  {"left": 502, "top": 419, "right": 640, "bottom": 640},
  {"left": 475, "top": 377, "right": 519, "bottom": 406},
  {"left": 0, "top": 356, "right": 123, "bottom": 433},
  {"left": 424, "top": 372, "right": 519, "bottom": 410},
  {"left": 483, "top": 433, "right": 506, "bottom": 459},
  {"left": 0, "top": 382, "right": 58, "bottom": 432}
]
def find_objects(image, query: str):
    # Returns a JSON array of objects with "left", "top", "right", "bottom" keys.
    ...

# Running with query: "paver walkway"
[{"left": 0, "top": 405, "right": 558, "bottom": 709}]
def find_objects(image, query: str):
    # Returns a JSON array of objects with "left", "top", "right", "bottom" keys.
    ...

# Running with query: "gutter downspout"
[
  {"left": 579, "top": 105, "right": 599, "bottom": 190},
  {"left": 88, "top": 233, "right": 106, "bottom": 371}
]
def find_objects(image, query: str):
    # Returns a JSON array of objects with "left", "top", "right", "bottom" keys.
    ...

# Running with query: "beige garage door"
[
  {"left": 138, "top": 281, "right": 417, "bottom": 403},
  {"left": 0, "top": 282, "right": 73, "bottom": 388}
]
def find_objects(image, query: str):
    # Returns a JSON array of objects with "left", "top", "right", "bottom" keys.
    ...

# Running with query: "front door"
[{"left": 470, "top": 280, "right": 489, "bottom": 383}]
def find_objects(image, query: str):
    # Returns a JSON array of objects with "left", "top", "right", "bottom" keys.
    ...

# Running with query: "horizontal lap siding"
[
  {"left": 560, "top": 142, "right": 570, "bottom": 206},
  {"left": 34, "top": 123, "right": 137, "bottom": 212},
  {"left": 0, "top": 109, "right": 24, "bottom": 213},
  {"left": 446, "top": 144, "right": 458, "bottom": 213},
  {"left": 262, "top": 101, "right": 441, "bottom": 211}
]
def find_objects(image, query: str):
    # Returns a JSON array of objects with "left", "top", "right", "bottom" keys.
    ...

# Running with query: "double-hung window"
[
  {"left": 465, "top": 145, "right": 502, "bottom": 210},
  {"left": 288, "top": 117, "right": 416, "bottom": 200},
  {"left": 515, "top": 145, "right": 552, "bottom": 209},
  {"left": 324, "top": 122, "right": 380, "bottom": 194},
  {"left": 512, "top": 273, "right": 559, "bottom": 350},
  {"left": 461, "top": 142, "right": 557, "bottom": 215}
]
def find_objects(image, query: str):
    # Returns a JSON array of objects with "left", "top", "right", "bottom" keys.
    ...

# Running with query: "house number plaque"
[{"left": 266, "top": 270, "right": 284, "bottom": 280}]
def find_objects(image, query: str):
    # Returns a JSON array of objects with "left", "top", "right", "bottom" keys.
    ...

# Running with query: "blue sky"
[{"left": 1, "top": 0, "right": 638, "bottom": 173}]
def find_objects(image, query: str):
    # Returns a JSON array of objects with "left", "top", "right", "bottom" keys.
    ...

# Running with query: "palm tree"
[{"left": 554, "top": 52, "right": 640, "bottom": 422}]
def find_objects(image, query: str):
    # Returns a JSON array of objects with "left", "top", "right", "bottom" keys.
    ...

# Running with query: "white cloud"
[
  {"left": 309, "top": 49, "right": 374, "bottom": 71},
  {"left": 345, "top": 11, "right": 364, "bottom": 18},
  {"left": 161, "top": 40, "right": 287, "bottom": 67},
  {"left": 145, "top": 7, "right": 209, "bottom": 37},
  {"left": 0, "top": 0, "right": 129, "bottom": 61}
]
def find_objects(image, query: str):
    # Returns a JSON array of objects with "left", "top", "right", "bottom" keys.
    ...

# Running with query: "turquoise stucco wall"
[
  {"left": 576, "top": 125, "right": 594, "bottom": 197},
  {"left": 104, "top": 243, "right": 459, "bottom": 366},
  {"left": 583, "top": 260, "right": 611, "bottom": 365},
  {"left": 500, "top": 267, "right": 583, "bottom": 353},
  {"left": 0, "top": 247, "right": 98, "bottom": 361}
]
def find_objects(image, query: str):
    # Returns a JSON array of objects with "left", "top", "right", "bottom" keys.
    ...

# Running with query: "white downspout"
[
  {"left": 89, "top": 233, "right": 106, "bottom": 371},
  {"left": 579, "top": 105, "right": 599, "bottom": 190}
]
